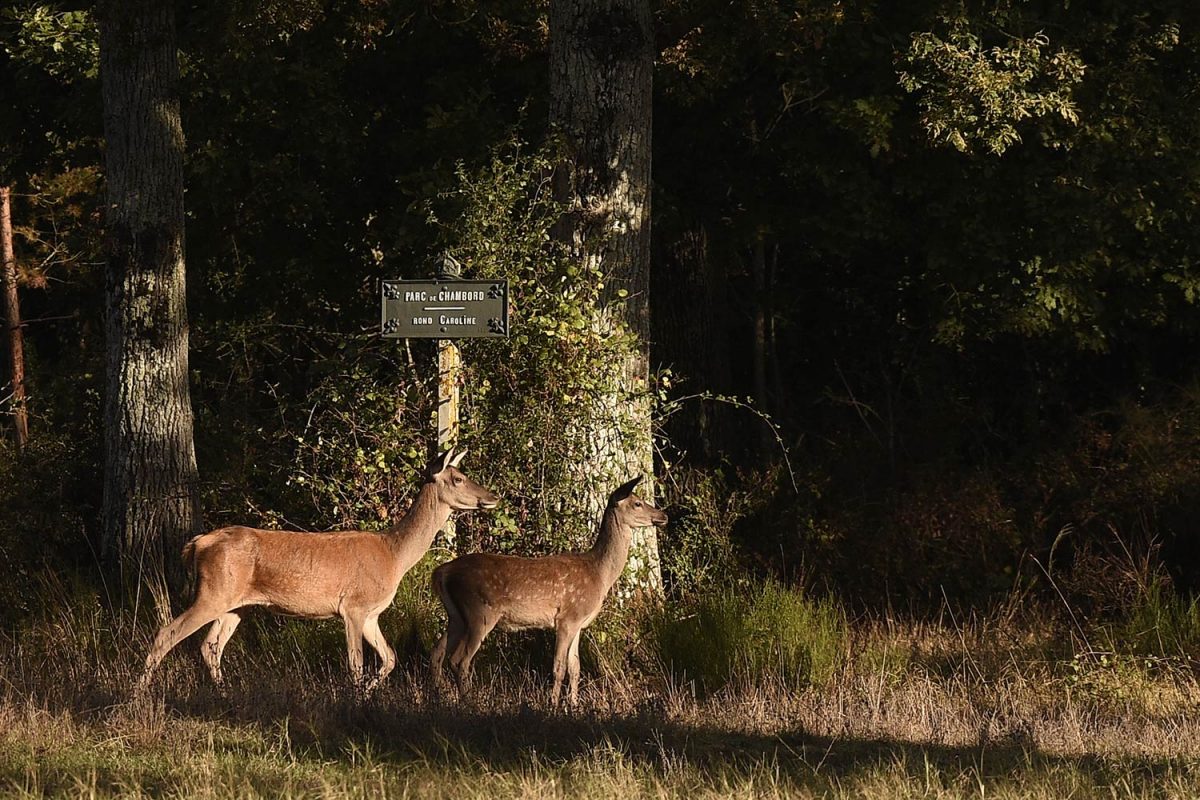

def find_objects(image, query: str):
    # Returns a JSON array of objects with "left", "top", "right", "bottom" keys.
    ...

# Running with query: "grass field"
[{"left": 3, "top": 586, "right": 1200, "bottom": 799}]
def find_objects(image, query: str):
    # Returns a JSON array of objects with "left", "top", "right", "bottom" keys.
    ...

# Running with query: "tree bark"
[
  {"left": 550, "top": 0, "right": 660, "bottom": 591},
  {"left": 99, "top": 0, "right": 200, "bottom": 598},
  {"left": 1, "top": 186, "right": 29, "bottom": 450}
]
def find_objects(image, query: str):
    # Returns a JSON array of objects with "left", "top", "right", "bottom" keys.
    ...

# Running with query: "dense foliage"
[{"left": 3, "top": 0, "right": 1200, "bottom": 624}]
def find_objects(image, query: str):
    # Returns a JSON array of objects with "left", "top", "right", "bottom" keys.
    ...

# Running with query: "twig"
[
  {"left": 17, "top": 312, "right": 79, "bottom": 326},
  {"left": 1031, "top": 555, "right": 1093, "bottom": 654},
  {"left": 659, "top": 391, "right": 799, "bottom": 493}
]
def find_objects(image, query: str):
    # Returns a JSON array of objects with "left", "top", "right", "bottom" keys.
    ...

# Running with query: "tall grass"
[{"left": 4, "top": 576, "right": 1200, "bottom": 797}]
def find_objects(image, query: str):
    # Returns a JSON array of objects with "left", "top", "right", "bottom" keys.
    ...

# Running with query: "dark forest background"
[{"left": 4, "top": 0, "right": 1200, "bottom": 623}]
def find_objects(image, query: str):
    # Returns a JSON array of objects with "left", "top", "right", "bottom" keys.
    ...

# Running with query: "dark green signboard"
[{"left": 381, "top": 279, "right": 509, "bottom": 339}]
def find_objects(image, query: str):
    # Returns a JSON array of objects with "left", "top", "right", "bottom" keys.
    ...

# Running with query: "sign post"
[
  {"left": 437, "top": 338, "right": 461, "bottom": 462},
  {"left": 382, "top": 254, "right": 508, "bottom": 548}
]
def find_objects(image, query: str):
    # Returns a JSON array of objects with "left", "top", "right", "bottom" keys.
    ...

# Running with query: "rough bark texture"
[
  {"left": 99, "top": 0, "right": 200, "bottom": 596},
  {"left": 1, "top": 186, "right": 29, "bottom": 449},
  {"left": 550, "top": 0, "right": 660, "bottom": 590}
]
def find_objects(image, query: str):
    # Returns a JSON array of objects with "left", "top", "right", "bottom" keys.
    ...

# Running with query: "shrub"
[
  {"left": 651, "top": 582, "right": 847, "bottom": 693},
  {"left": 280, "top": 337, "right": 432, "bottom": 532},
  {"left": 655, "top": 466, "right": 772, "bottom": 600}
]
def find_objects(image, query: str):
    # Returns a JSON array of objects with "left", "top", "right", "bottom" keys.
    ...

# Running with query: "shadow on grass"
[{"left": 116, "top": 664, "right": 1185, "bottom": 796}]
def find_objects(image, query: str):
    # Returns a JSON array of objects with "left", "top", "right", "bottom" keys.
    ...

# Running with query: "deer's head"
[
  {"left": 609, "top": 476, "right": 668, "bottom": 529},
  {"left": 426, "top": 449, "right": 501, "bottom": 511}
]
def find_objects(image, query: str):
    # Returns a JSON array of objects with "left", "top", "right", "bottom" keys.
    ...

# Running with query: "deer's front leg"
[
  {"left": 566, "top": 629, "right": 583, "bottom": 707},
  {"left": 550, "top": 623, "right": 573, "bottom": 707},
  {"left": 343, "top": 613, "right": 366, "bottom": 689}
]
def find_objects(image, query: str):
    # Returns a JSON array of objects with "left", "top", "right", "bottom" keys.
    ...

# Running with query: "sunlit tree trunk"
[
  {"left": 99, "top": 0, "right": 200, "bottom": 598},
  {"left": 550, "top": 0, "right": 660, "bottom": 591},
  {"left": 1, "top": 186, "right": 29, "bottom": 450}
]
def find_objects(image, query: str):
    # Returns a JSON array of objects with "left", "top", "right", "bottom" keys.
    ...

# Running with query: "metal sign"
[{"left": 381, "top": 279, "right": 509, "bottom": 339}]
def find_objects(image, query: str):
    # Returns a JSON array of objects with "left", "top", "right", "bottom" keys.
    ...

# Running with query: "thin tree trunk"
[
  {"left": 752, "top": 231, "right": 771, "bottom": 455},
  {"left": 99, "top": 0, "right": 200, "bottom": 599},
  {"left": 651, "top": 226, "right": 732, "bottom": 460},
  {"left": 767, "top": 242, "right": 785, "bottom": 427},
  {"left": 550, "top": 0, "right": 660, "bottom": 592},
  {"left": 1, "top": 186, "right": 29, "bottom": 450}
]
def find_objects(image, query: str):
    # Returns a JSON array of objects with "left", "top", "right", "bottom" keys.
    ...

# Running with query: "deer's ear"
[
  {"left": 426, "top": 448, "right": 455, "bottom": 477},
  {"left": 613, "top": 476, "right": 643, "bottom": 501},
  {"left": 449, "top": 449, "right": 468, "bottom": 468}
]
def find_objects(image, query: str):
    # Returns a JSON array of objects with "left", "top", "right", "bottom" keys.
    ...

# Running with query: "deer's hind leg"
[
  {"left": 140, "top": 599, "right": 228, "bottom": 687},
  {"left": 431, "top": 567, "right": 464, "bottom": 692},
  {"left": 200, "top": 612, "right": 242, "bottom": 686},
  {"left": 450, "top": 611, "right": 498, "bottom": 694},
  {"left": 431, "top": 613, "right": 465, "bottom": 691}
]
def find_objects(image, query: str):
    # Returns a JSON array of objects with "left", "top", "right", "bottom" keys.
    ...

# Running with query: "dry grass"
[{"left": 2, "top": 597, "right": 1200, "bottom": 798}]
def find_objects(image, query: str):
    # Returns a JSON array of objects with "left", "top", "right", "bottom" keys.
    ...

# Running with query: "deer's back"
[
  {"left": 438, "top": 552, "right": 607, "bottom": 631},
  {"left": 191, "top": 526, "right": 400, "bottom": 618}
]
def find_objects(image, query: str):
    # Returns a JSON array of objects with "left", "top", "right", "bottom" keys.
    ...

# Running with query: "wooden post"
[
  {"left": 435, "top": 252, "right": 465, "bottom": 549},
  {"left": 1, "top": 186, "right": 29, "bottom": 450},
  {"left": 437, "top": 337, "right": 462, "bottom": 548}
]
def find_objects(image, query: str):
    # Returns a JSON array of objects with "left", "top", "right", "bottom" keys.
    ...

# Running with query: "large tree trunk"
[
  {"left": 99, "top": 0, "right": 200, "bottom": 599},
  {"left": 550, "top": 0, "right": 660, "bottom": 591},
  {"left": 1, "top": 186, "right": 29, "bottom": 450}
]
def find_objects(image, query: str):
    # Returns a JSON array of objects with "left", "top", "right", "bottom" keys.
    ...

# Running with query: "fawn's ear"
[
  {"left": 449, "top": 449, "right": 468, "bottom": 468},
  {"left": 612, "top": 476, "right": 643, "bottom": 501},
  {"left": 426, "top": 448, "right": 455, "bottom": 477}
]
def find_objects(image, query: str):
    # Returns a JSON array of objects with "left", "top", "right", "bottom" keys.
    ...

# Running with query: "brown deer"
[
  {"left": 139, "top": 448, "right": 498, "bottom": 692},
  {"left": 430, "top": 476, "right": 667, "bottom": 706}
]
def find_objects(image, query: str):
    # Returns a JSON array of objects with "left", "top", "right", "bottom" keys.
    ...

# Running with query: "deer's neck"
[
  {"left": 383, "top": 483, "right": 449, "bottom": 570},
  {"left": 587, "top": 507, "right": 631, "bottom": 589}
]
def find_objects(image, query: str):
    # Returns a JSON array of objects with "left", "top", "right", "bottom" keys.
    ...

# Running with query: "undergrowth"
[{"left": 650, "top": 584, "right": 848, "bottom": 693}]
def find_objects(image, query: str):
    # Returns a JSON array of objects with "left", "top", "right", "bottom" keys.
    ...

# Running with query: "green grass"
[{"left": 1110, "top": 581, "right": 1200, "bottom": 662}]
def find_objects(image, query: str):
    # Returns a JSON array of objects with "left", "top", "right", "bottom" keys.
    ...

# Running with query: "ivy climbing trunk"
[
  {"left": 99, "top": 0, "right": 200, "bottom": 598},
  {"left": 1, "top": 186, "right": 29, "bottom": 450},
  {"left": 550, "top": 0, "right": 660, "bottom": 592}
]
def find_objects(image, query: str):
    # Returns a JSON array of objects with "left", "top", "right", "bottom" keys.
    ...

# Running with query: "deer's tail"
[
  {"left": 432, "top": 563, "right": 467, "bottom": 633},
  {"left": 180, "top": 535, "right": 202, "bottom": 598},
  {"left": 431, "top": 563, "right": 452, "bottom": 614}
]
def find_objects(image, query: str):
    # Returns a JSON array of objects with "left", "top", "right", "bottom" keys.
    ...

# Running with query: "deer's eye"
[
  {"left": 453, "top": 476, "right": 463, "bottom": 486},
  {"left": 634, "top": 501, "right": 642, "bottom": 507}
]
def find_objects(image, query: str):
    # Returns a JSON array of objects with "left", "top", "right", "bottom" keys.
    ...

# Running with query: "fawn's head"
[
  {"left": 426, "top": 449, "right": 501, "bottom": 511},
  {"left": 608, "top": 476, "right": 668, "bottom": 529}
]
